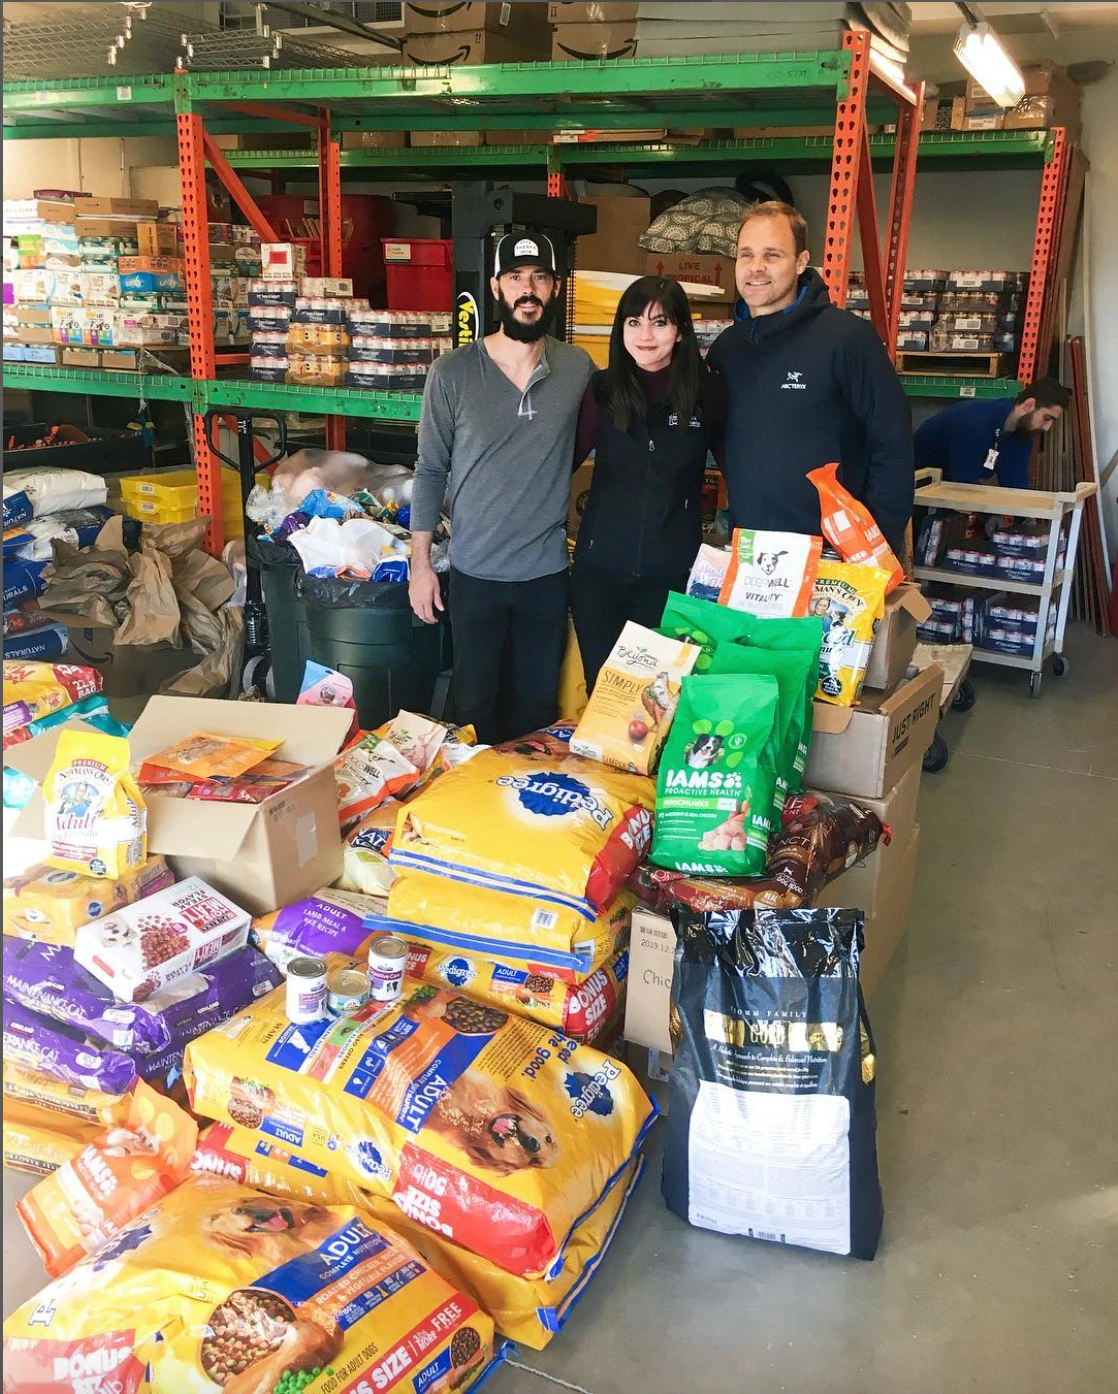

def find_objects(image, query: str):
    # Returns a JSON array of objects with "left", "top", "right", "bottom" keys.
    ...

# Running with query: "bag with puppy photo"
[
  {"left": 4, "top": 1173, "right": 502, "bottom": 1394},
  {"left": 570, "top": 622, "right": 700, "bottom": 776},
  {"left": 651, "top": 674, "right": 779, "bottom": 878},
  {"left": 183, "top": 955, "right": 657, "bottom": 1279}
]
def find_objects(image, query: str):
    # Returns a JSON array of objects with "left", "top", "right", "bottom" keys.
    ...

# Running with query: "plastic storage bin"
[{"left": 382, "top": 238, "right": 453, "bottom": 312}]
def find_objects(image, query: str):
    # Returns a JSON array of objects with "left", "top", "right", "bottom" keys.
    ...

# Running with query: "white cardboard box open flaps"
[{"left": 8, "top": 698, "right": 354, "bottom": 915}]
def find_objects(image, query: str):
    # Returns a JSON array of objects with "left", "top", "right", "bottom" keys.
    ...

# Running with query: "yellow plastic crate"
[
  {"left": 124, "top": 498, "right": 249, "bottom": 525},
  {"left": 120, "top": 468, "right": 267, "bottom": 509}
]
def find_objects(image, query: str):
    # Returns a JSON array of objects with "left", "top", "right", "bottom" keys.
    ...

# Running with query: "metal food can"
[
  {"left": 286, "top": 955, "right": 327, "bottom": 1023},
  {"left": 327, "top": 968, "right": 370, "bottom": 1018},
  {"left": 367, "top": 934, "right": 408, "bottom": 1004}
]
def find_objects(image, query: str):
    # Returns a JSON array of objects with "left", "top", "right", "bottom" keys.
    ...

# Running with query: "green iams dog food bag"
[{"left": 651, "top": 674, "right": 778, "bottom": 878}]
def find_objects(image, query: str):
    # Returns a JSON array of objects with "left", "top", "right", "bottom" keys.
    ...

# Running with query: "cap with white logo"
[{"left": 494, "top": 230, "right": 557, "bottom": 278}]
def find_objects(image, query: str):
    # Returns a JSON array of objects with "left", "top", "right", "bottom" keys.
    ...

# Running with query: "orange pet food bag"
[{"left": 808, "top": 461, "right": 904, "bottom": 593}]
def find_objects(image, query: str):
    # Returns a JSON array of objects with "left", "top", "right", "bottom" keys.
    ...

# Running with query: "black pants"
[
  {"left": 449, "top": 567, "right": 569, "bottom": 745},
  {"left": 569, "top": 561, "right": 690, "bottom": 695}
]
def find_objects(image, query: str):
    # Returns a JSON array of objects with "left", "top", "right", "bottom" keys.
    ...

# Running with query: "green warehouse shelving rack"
[{"left": 4, "top": 37, "right": 1072, "bottom": 553}]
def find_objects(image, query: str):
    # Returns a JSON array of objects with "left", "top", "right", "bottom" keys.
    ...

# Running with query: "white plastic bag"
[{"left": 288, "top": 516, "right": 405, "bottom": 576}]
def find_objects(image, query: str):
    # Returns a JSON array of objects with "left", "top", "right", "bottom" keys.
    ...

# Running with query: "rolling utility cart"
[
  {"left": 913, "top": 471, "right": 1098, "bottom": 697},
  {"left": 912, "top": 641, "right": 975, "bottom": 773}
]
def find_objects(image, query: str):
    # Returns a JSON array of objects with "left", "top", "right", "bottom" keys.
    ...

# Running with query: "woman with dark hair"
[{"left": 569, "top": 274, "right": 725, "bottom": 692}]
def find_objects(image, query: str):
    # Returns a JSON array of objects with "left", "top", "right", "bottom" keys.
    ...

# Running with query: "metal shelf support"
[{"left": 1019, "top": 127, "right": 1068, "bottom": 384}]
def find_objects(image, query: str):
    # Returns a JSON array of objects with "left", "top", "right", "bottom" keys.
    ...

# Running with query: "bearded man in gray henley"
[{"left": 409, "top": 230, "right": 593, "bottom": 744}]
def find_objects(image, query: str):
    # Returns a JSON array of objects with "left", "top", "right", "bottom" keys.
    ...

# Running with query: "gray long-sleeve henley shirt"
[{"left": 410, "top": 335, "right": 593, "bottom": 583}]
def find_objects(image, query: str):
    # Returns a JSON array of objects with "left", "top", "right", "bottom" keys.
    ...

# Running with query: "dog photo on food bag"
[{"left": 202, "top": 1194, "right": 340, "bottom": 1267}]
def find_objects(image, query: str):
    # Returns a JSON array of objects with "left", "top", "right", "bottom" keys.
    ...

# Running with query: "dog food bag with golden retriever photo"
[
  {"left": 3, "top": 1173, "right": 501, "bottom": 1394},
  {"left": 385, "top": 874, "right": 633, "bottom": 982},
  {"left": 719, "top": 528, "right": 823, "bottom": 619},
  {"left": 16, "top": 1078, "right": 198, "bottom": 1278},
  {"left": 664, "top": 905, "right": 882, "bottom": 1260},
  {"left": 652, "top": 674, "right": 780, "bottom": 878},
  {"left": 390, "top": 726, "right": 655, "bottom": 921},
  {"left": 810, "top": 559, "right": 891, "bottom": 706},
  {"left": 570, "top": 622, "right": 700, "bottom": 776},
  {"left": 43, "top": 730, "right": 147, "bottom": 880},
  {"left": 183, "top": 958, "right": 657, "bottom": 1278}
]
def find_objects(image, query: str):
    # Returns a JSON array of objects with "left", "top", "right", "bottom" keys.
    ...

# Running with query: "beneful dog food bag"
[
  {"left": 192, "top": 1121, "right": 645, "bottom": 1352},
  {"left": 183, "top": 960, "right": 656, "bottom": 1278},
  {"left": 385, "top": 874, "right": 633, "bottom": 982},
  {"left": 391, "top": 726, "right": 655, "bottom": 921},
  {"left": 16, "top": 1079, "right": 198, "bottom": 1278},
  {"left": 73, "top": 876, "right": 251, "bottom": 1002},
  {"left": 3, "top": 855, "right": 174, "bottom": 945},
  {"left": 570, "top": 622, "right": 700, "bottom": 776},
  {"left": 652, "top": 674, "right": 780, "bottom": 878},
  {"left": 719, "top": 528, "right": 823, "bottom": 619},
  {"left": 664, "top": 906, "right": 883, "bottom": 1260},
  {"left": 4, "top": 1173, "right": 499, "bottom": 1393},
  {"left": 43, "top": 730, "right": 147, "bottom": 880},
  {"left": 810, "top": 559, "right": 891, "bottom": 706}
]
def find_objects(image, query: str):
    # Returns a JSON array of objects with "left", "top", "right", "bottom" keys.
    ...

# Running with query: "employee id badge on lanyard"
[{"left": 983, "top": 429, "right": 1001, "bottom": 474}]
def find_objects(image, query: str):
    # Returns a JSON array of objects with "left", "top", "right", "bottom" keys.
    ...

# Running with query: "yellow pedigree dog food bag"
[
  {"left": 390, "top": 727, "right": 655, "bottom": 921},
  {"left": 3, "top": 1173, "right": 499, "bottom": 1394},
  {"left": 44, "top": 730, "right": 147, "bottom": 880},
  {"left": 192, "top": 1120, "right": 645, "bottom": 1352},
  {"left": 570, "top": 622, "right": 700, "bottom": 776},
  {"left": 2, "top": 1100, "right": 102, "bottom": 1176},
  {"left": 3, "top": 856, "right": 174, "bottom": 945},
  {"left": 184, "top": 960, "right": 657, "bottom": 1279},
  {"left": 385, "top": 873, "right": 633, "bottom": 982},
  {"left": 810, "top": 560, "right": 892, "bottom": 707}
]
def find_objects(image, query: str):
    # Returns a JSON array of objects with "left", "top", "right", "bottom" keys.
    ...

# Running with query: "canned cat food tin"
[
  {"left": 327, "top": 968, "right": 369, "bottom": 1018},
  {"left": 286, "top": 955, "right": 327, "bottom": 1023},
  {"left": 368, "top": 934, "right": 407, "bottom": 1003}
]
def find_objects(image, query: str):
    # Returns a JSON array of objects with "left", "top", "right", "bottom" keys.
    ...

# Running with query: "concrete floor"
[{"left": 5, "top": 624, "right": 1116, "bottom": 1392}]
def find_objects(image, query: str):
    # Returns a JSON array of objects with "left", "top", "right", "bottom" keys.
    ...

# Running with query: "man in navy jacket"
[
  {"left": 707, "top": 200, "right": 913, "bottom": 556},
  {"left": 914, "top": 377, "right": 1069, "bottom": 488}
]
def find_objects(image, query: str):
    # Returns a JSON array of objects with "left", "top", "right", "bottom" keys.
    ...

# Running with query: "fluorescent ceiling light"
[{"left": 954, "top": 20, "right": 1026, "bottom": 108}]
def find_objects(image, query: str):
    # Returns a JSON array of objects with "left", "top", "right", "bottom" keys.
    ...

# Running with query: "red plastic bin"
[{"left": 382, "top": 238, "right": 453, "bottom": 311}]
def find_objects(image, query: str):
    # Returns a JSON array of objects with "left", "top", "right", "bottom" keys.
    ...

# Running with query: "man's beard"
[{"left": 496, "top": 290, "right": 558, "bottom": 343}]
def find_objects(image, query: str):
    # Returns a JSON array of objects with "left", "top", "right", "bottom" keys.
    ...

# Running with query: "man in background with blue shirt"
[{"left": 914, "top": 377, "right": 1069, "bottom": 489}]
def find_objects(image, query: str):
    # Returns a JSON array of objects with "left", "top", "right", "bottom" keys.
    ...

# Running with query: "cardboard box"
[
  {"left": 3, "top": 199, "right": 76, "bottom": 225},
  {"left": 549, "top": 2, "right": 639, "bottom": 22},
  {"left": 118, "top": 256, "right": 184, "bottom": 276},
  {"left": 407, "top": 1, "right": 550, "bottom": 39},
  {"left": 16, "top": 327, "right": 54, "bottom": 346},
  {"left": 341, "top": 130, "right": 408, "bottom": 150},
  {"left": 75, "top": 217, "right": 140, "bottom": 240},
  {"left": 575, "top": 196, "right": 649, "bottom": 276},
  {"left": 262, "top": 243, "right": 306, "bottom": 280},
  {"left": 483, "top": 129, "right": 545, "bottom": 146},
  {"left": 645, "top": 251, "right": 736, "bottom": 301},
  {"left": 137, "top": 222, "right": 179, "bottom": 257},
  {"left": 79, "top": 197, "right": 159, "bottom": 219},
  {"left": 64, "top": 624, "right": 200, "bottom": 697},
  {"left": 817, "top": 827, "right": 919, "bottom": 999},
  {"left": 402, "top": 29, "right": 548, "bottom": 65},
  {"left": 410, "top": 129, "right": 485, "bottom": 147},
  {"left": 61, "top": 347, "right": 101, "bottom": 367},
  {"left": 100, "top": 349, "right": 144, "bottom": 371},
  {"left": 551, "top": 21, "right": 637, "bottom": 61},
  {"left": 8, "top": 699, "right": 353, "bottom": 916},
  {"left": 624, "top": 908, "right": 677, "bottom": 1056},
  {"left": 805, "top": 663, "right": 942, "bottom": 800},
  {"left": 863, "top": 582, "right": 931, "bottom": 691}
]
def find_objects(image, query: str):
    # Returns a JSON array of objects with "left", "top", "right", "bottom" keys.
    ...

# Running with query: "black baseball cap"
[{"left": 493, "top": 230, "right": 557, "bottom": 277}]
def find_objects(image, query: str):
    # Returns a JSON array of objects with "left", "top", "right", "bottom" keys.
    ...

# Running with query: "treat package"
[
  {"left": 2, "top": 660, "right": 103, "bottom": 737},
  {"left": 73, "top": 876, "right": 251, "bottom": 1002},
  {"left": 3, "top": 855, "right": 174, "bottom": 945},
  {"left": 392, "top": 726, "right": 655, "bottom": 921},
  {"left": 4, "top": 1174, "right": 501, "bottom": 1394},
  {"left": 570, "top": 622, "right": 700, "bottom": 776},
  {"left": 296, "top": 659, "right": 358, "bottom": 741},
  {"left": 43, "top": 730, "right": 147, "bottom": 880},
  {"left": 385, "top": 875, "right": 633, "bottom": 982},
  {"left": 663, "top": 905, "right": 882, "bottom": 1259},
  {"left": 718, "top": 528, "right": 823, "bottom": 618},
  {"left": 652, "top": 674, "right": 780, "bottom": 878},
  {"left": 184, "top": 961, "right": 657, "bottom": 1278},
  {"left": 250, "top": 886, "right": 374, "bottom": 971},
  {"left": 138, "top": 756, "right": 308, "bottom": 804},
  {"left": 143, "top": 730, "right": 283, "bottom": 780},
  {"left": 705, "top": 643, "right": 817, "bottom": 824},
  {"left": 337, "top": 799, "right": 399, "bottom": 896},
  {"left": 16, "top": 1079, "right": 197, "bottom": 1278},
  {"left": 3, "top": 1100, "right": 103, "bottom": 1176},
  {"left": 810, "top": 559, "right": 891, "bottom": 706},
  {"left": 192, "top": 1120, "right": 645, "bottom": 1353},
  {"left": 808, "top": 461, "right": 904, "bottom": 593},
  {"left": 3, "top": 997, "right": 140, "bottom": 1095},
  {"left": 334, "top": 730, "right": 422, "bottom": 826},
  {"left": 685, "top": 543, "right": 732, "bottom": 602},
  {"left": 405, "top": 941, "right": 629, "bottom": 1044}
]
